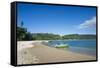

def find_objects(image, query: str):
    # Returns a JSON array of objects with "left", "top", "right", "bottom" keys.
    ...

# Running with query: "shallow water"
[{"left": 48, "top": 40, "right": 96, "bottom": 57}]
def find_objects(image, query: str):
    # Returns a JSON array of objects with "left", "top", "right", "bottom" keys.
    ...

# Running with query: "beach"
[{"left": 17, "top": 41, "right": 96, "bottom": 65}]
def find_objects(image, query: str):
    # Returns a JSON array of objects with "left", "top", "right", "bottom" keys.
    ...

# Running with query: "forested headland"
[{"left": 17, "top": 22, "right": 96, "bottom": 41}]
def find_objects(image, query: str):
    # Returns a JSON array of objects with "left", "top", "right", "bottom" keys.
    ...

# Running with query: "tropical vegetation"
[{"left": 17, "top": 22, "right": 96, "bottom": 41}]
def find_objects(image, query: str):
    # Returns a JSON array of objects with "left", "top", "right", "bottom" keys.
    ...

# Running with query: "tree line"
[{"left": 17, "top": 22, "right": 96, "bottom": 41}]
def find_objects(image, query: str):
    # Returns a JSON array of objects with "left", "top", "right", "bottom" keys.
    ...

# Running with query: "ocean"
[{"left": 48, "top": 40, "right": 96, "bottom": 57}]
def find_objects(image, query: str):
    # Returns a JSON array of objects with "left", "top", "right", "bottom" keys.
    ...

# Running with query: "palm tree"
[{"left": 21, "top": 21, "right": 24, "bottom": 27}]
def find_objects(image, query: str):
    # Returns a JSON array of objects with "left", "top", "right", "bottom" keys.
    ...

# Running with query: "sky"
[{"left": 17, "top": 3, "right": 97, "bottom": 35}]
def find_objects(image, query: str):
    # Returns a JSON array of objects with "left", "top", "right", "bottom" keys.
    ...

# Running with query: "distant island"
[{"left": 17, "top": 26, "right": 96, "bottom": 41}]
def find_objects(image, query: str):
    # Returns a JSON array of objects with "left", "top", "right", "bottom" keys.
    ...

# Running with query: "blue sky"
[{"left": 17, "top": 3, "right": 96, "bottom": 35}]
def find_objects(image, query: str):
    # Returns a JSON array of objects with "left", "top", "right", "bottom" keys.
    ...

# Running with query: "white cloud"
[{"left": 79, "top": 16, "right": 96, "bottom": 29}]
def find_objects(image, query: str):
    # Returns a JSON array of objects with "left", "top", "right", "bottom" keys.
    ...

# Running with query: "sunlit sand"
[{"left": 17, "top": 41, "right": 96, "bottom": 65}]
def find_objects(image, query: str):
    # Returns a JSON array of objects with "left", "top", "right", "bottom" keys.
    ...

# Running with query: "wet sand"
[{"left": 17, "top": 41, "right": 96, "bottom": 65}]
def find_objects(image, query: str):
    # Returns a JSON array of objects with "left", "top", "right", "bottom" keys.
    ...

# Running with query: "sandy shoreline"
[{"left": 17, "top": 41, "right": 96, "bottom": 65}]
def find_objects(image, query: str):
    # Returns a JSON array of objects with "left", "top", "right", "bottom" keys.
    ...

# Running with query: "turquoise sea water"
[{"left": 48, "top": 40, "right": 96, "bottom": 57}]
